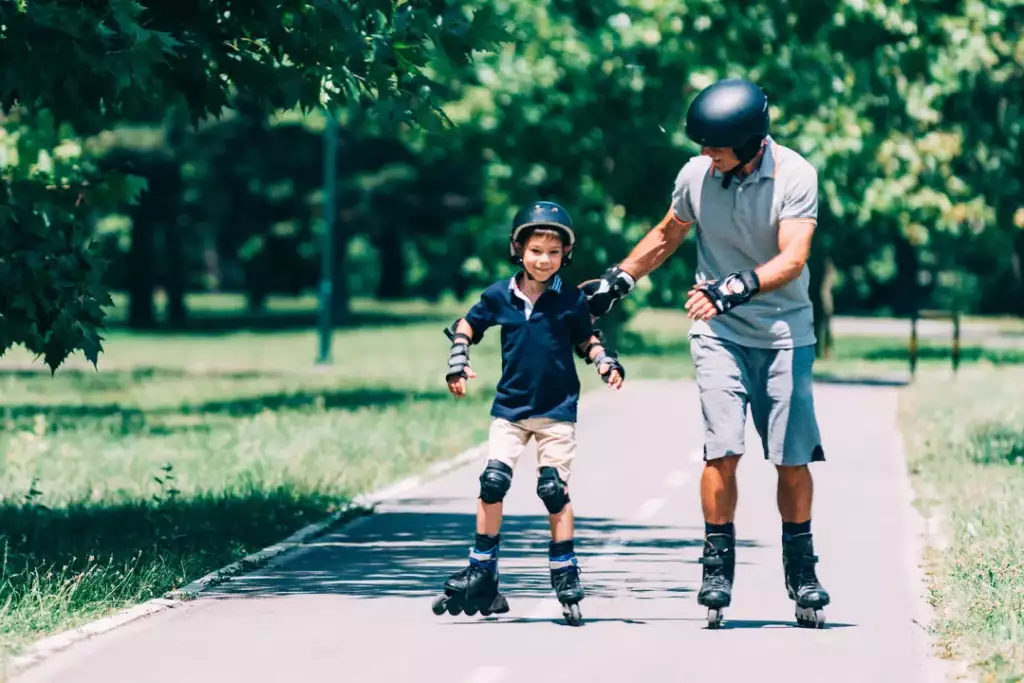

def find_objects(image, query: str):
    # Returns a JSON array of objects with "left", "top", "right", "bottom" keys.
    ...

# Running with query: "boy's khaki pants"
[{"left": 487, "top": 417, "right": 577, "bottom": 485}]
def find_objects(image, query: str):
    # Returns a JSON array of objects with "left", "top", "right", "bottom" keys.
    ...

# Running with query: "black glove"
[
  {"left": 593, "top": 349, "right": 625, "bottom": 383},
  {"left": 580, "top": 265, "right": 636, "bottom": 318},
  {"left": 695, "top": 269, "right": 760, "bottom": 314}
]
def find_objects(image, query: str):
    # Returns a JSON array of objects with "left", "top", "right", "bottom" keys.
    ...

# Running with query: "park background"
[{"left": 1, "top": 0, "right": 1022, "bottom": 681}]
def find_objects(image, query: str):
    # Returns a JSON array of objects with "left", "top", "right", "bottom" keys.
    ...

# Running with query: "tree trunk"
[
  {"left": 893, "top": 233, "right": 921, "bottom": 317},
  {"left": 375, "top": 230, "right": 407, "bottom": 299},
  {"left": 127, "top": 212, "right": 157, "bottom": 330},
  {"left": 330, "top": 214, "right": 351, "bottom": 326},
  {"left": 812, "top": 256, "right": 836, "bottom": 359}
]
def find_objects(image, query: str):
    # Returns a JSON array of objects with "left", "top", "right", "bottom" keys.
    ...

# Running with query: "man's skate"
[
  {"left": 550, "top": 554, "right": 584, "bottom": 626},
  {"left": 782, "top": 532, "right": 830, "bottom": 628},
  {"left": 697, "top": 533, "right": 735, "bottom": 628},
  {"left": 431, "top": 552, "right": 509, "bottom": 618}
]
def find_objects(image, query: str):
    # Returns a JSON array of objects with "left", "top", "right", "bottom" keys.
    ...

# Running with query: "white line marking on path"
[
  {"left": 665, "top": 470, "right": 689, "bottom": 488},
  {"left": 463, "top": 665, "right": 508, "bottom": 683},
  {"left": 634, "top": 498, "right": 666, "bottom": 520}
]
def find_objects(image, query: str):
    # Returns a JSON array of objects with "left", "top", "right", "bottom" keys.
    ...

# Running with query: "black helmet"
[
  {"left": 685, "top": 78, "right": 770, "bottom": 165},
  {"left": 509, "top": 201, "right": 576, "bottom": 267}
]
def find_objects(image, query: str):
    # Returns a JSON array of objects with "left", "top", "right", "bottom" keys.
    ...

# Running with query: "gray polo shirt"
[{"left": 670, "top": 137, "right": 818, "bottom": 349}]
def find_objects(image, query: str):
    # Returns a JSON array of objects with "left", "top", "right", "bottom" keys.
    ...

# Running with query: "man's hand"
[
  {"left": 685, "top": 270, "right": 760, "bottom": 320},
  {"left": 579, "top": 265, "right": 636, "bottom": 318}
]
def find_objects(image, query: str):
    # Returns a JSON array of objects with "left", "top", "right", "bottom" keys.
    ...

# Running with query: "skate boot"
[
  {"left": 549, "top": 540, "right": 584, "bottom": 626},
  {"left": 782, "top": 532, "right": 830, "bottom": 628},
  {"left": 697, "top": 532, "right": 735, "bottom": 629},
  {"left": 431, "top": 536, "right": 509, "bottom": 618}
]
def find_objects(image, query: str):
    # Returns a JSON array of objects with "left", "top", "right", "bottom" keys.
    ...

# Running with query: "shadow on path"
[{"left": 203, "top": 506, "right": 762, "bottom": 603}]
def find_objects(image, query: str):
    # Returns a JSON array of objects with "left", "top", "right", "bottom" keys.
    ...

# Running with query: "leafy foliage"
[{"left": 0, "top": 0, "right": 509, "bottom": 371}]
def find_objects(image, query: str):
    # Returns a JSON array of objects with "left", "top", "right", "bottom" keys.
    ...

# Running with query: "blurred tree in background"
[{"left": 2, "top": 0, "right": 1021, "bottom": 368}]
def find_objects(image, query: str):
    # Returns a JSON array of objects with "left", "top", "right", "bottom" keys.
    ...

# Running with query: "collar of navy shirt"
[{"left": 508, "top": 272, "right": 563, "bottom": 297}]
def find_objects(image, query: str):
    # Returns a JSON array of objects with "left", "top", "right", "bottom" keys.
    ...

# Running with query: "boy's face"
[{"left": 520, "top": 232, "right": 566, "bottom": 282}]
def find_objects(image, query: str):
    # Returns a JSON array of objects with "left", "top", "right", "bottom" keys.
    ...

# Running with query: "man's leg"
[
  {"left": 758, "top": 344, "right": 830, "bottom": 625},
  {"left": 689, "top": 335, "right": 751, "bottom": 620}
]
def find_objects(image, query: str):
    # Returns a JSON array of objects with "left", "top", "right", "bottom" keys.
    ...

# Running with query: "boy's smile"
[{"left": 521, "top": 233, "right": 566, "bottom": 283}]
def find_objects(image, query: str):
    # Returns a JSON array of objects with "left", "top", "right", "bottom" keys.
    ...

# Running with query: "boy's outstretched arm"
[{"left": 446, "top": 318, "right": 477, "bottom": 398}]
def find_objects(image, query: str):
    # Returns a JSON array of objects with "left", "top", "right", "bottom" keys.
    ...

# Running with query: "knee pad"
[
  {"left": 536, "top": 466, "right": 570, "bottom": 514},
  {"left": 479, "top": 460, "right": 513, "bottom": 504}
]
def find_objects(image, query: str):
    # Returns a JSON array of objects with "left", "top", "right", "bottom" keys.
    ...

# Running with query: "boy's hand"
[
  {"left": 447, "top": 366, "right": 477, "bottom": 398},
  {"left": 595, "top": 352, "right": 625, "bottom": 390},
  {"left": 446, "top": 329, "right": 475, "bottom": 397}
]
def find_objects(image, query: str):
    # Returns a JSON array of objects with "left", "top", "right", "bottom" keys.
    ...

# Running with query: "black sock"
[
  {"left": 782, "top": 520, "right": 811, "bottom": 541},
  {"left": 475, "top": 533, "right": 500, "bottom": 552},
  {"left": 705, "top": 522, "right": 735, "bottom": 537},
  {"left": 549, "top": 539, "right": 574, "bottom": 558}
]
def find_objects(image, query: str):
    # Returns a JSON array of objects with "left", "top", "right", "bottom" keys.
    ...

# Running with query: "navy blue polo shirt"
[{"left": 462, "top": 273, "right": 595, "bottom": 423}]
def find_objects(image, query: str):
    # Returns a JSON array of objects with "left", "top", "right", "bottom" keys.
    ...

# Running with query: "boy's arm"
[
  {"left": 445, "top": 291, "right": 494, "bottom": 388},
  {"left": 571, "top": 293, "right": 625, "bottom": 383}
]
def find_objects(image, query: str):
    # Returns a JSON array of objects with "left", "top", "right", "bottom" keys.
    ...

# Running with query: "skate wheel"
[
  {"left": 431, "top": 595, "right": 448, "bottom": 616},
  {"left": 707, "top": 608, "right": 724, "bottom": 629},
  {"left": 795, "top": 606, "right": 826, "bottom": 629},
  {"left": 489, "top": 594, "right": 510, "bottom": 615},
  {"left": 479, "top": 607, "right": 491, "bottom": 617},
  {"left": 562, "top": 602, "right": 582, "bottom": 626},
  {"left": 464, "top": 605, "right": 478, "bottom": 617}
]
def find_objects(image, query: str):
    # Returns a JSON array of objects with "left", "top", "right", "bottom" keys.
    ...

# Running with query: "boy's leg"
[
  {"left": 467, "top": 417, "right": 529, "bottom": 576},
  {"left": 433, "top": 418, "right": 528, "bottom": 616},
  {"left": 531, "top": 418, "right": 584, "bottom": 618},
  {"left": 530, "top": 418, "right": 577, "bottom": 540},
  {"left": 477, "top": 418, "right": 531, "bottom": 538}
]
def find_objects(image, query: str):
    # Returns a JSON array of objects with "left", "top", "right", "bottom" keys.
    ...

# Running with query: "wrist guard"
[
  {"left": 446, "top": 331, "right": 472, "bottom": 381},
  {"left": 696, "top": 269, "right": 760, "bottom": 314},
  {"left": 580, "top": 265, "right": 636, "bottom": 318},
  {"left": 593, "top": 349, "right": 625, "bottom": 383},
  {"left": 575, "top": 329, "right": 606, "bottom": 362}
]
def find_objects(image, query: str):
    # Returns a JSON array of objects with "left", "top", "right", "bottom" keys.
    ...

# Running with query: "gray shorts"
[{"left": 689, "top": 334, "right": 825, "bottom": 467}]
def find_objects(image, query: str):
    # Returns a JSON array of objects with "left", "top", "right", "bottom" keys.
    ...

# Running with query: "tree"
[{"left": 0, "top": 0, "right": 508, "bottom": 372}]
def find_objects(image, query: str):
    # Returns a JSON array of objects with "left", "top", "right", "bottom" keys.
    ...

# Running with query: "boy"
[{"left": 430, "top": 200, "right": 625, "bottom": 626}]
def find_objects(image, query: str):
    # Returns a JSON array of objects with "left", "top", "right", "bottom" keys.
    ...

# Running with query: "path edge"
[
  {"left": 3, "top": 443, "right": 486, "bottom": 678},
  {"left": 893, "top": 424, "right": 978, "bottom": 683}
]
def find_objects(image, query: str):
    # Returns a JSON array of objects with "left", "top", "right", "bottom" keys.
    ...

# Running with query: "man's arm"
[
  {"left": 618, "top": 207, "right": 693, "bottom": 281},
  {"left": 754, "top": 218, "right": 816, "bottom": 294}
]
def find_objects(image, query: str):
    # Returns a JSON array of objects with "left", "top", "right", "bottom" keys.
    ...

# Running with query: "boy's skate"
[
  {"left": 432, "top": 548, "right": 509, "bottom": 618},
  {"left": 697, "top": 532, "right": 735, "bottom": 628},
  {"left": 782, "top": 532, "right": 830, "bottom": 628},
  {"left": 550, "top": 552, "right": 584, "bottom": 626}
]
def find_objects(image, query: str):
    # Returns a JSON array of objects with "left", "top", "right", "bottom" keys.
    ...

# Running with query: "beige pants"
[{"left": 488, "top": 417, "right": 577, "bottom": 484}]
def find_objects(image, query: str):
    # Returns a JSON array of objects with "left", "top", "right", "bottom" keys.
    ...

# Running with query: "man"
[{"left": 581, "top": 77, "right": 831, "bottom": 629}]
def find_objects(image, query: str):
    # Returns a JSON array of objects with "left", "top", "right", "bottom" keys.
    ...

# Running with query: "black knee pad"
[
  {"left": 536, "top": 466, "right": 570, "bottom": 514},
  {"left": 479, "top": 460, "right": 513, "bottom": 504}
]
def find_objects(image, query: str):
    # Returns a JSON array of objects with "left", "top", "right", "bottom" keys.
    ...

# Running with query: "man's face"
[{"left": 701, "top": 146, "right": 741, "bottom": 173}]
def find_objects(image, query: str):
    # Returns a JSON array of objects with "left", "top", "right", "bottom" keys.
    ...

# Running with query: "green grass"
[
  {"left": 901, "top": 366, "right": 1024, "bottom": 682},
  {"left": 0, "top": 294, "right": 1020, "bottom": 664}
]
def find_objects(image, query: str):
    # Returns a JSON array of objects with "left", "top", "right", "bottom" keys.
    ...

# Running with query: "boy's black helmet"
[
  {"left": 509, "top": 201, "right": 576, "bottom": 267},
  {"left": 685, "top": 78, "right": 770, "bottom": 165}
]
